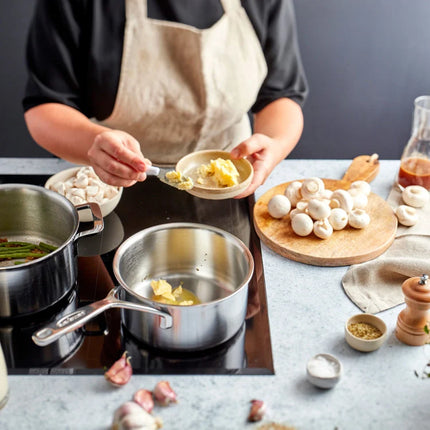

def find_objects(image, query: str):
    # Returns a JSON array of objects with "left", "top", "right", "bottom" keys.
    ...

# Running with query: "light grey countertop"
[{"left": 1, "top": 157, "right": 429, "bottom": 430}]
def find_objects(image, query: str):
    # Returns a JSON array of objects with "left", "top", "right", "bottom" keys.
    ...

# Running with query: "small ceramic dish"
[
  {"left": 45, "top": 167, "right": 123, "bottom": 222},
  {"left": 345, "top": 313, "right": 387, "bottom": 352},
  {"left": 306, "top": 353, "right": 342, "bottom": 389},
  {"left": 175, "top": 149, "right": 253, "bottom": 200}
]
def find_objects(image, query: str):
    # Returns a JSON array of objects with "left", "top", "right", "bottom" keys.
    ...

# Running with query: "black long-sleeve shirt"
[{"left": 23, "top": 0, "right": 308, "bottom": 120}]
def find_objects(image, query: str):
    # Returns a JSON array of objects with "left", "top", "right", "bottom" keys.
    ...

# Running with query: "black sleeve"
[
  {"left": 23, "top": 0, "right": 86, "bottom": 113},
  {"left": 247, "top": 0, "right": 308, "bottom": 113}
]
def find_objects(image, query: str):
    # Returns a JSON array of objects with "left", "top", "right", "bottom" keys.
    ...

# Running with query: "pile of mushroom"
[
  {"left": 394, "top": 185, "right": 429, "bottom": 226},
  {"left": 267, "top": 178, "right": 372, "bottom": 239}
]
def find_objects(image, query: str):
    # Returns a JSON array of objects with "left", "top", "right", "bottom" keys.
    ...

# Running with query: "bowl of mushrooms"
[{"left": 45, "top": 166, "right": 123, "bottom": 222}]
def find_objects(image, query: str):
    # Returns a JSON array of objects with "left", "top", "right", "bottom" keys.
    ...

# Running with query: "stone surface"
[{"left": 1, "top": 158, "right": 428, "bottom": 430}]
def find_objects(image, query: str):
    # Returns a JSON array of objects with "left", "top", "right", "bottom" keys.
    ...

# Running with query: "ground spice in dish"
[{"left": 348, "top": 322, "right": 382, "bottom": 340}]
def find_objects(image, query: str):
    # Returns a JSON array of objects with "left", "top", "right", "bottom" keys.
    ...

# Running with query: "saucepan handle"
[
  {"left": 74, "top": 202, "right": 104, "bottom": 240},
  {"left": 32, "top": 288, "right": 173, "bottom": 347}
]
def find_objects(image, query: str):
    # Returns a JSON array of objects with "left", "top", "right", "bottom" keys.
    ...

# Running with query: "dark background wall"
[{"left": 1, "top": 0, "right": 430, "bottom": 159}]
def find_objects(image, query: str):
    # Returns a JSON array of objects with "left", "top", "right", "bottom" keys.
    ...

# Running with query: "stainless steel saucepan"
[
  {"left": 0, "top": 184, "right": 103, "bottom": 318},
  {"left": 33, "top": 223, "right": 254, "bottom": 351}
]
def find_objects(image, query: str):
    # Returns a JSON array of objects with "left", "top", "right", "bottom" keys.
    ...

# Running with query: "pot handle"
[
  {"left": 32, "top": 288, "right": 173, "bottom": 347},
  {"left": 74, "top": 202, "right": 104, "bottom": 240}
]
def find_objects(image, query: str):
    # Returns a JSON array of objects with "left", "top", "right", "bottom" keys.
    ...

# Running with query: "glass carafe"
[
  {"left": 398, "top": 95, "right": 430, "bottom": 189},
  {"left": 0, "top": 341, "right": 8, "bottom": 409}
]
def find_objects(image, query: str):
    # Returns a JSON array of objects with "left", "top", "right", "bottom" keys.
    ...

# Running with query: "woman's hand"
[
  {"left": 230, "top": 133, "right": 284, "bottom": 198},
  {"left": 230, "top": 98, "right": 304, "bottom": 198},
  {"left": 88, "top": 130, "right": 151, "bottom": 187}
]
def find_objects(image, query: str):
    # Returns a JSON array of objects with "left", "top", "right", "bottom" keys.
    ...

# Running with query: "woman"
[{"left": 23, "top": 0, "right": 308, "bottom": 197}]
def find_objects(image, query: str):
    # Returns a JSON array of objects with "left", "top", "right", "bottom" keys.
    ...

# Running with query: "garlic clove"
[
  {"left": 112, "top": 402, "right": 163, "bottom": 430},
  {"left": 133, "top": 389, "right": 154, "bottom": 413},
  {"left": 153, "top": 381, "right": 177, "bottom": 406},
  {"left": 247, "top": 399, "right": 267, "bottom": 422},
  {"left": 105, "top": 351, "right": 133, "bottom": 387}
]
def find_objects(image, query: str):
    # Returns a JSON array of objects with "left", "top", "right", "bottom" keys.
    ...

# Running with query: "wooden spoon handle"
[{"left": 341, "top": 154, "right": 380, "bottom": 184}]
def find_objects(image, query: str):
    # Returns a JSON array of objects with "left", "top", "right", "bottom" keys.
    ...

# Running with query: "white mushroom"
[
  {"left": 349, "top": 180, "right": 371, "bottom": 196},
  {"left": 321, "top": 189, "right": 333, "bottom": 200},
  {"left": 284, "top": 181, "right": 302, "bottom": 207},
  {"left": 348, "top": 188, "right": 368, "bottom": 209},
  {"left": 402, "top": 185, "right": 429, "bottom": 208},
  {"left": 328, "top": 207, "right": 348, "bottom": 230},
  {"left": 291, "top": 213, "right": 314, "bottom": 236},
  {"left": 300, "top": 177, "right": 325, "bottom": 200},
  {"left": 348, "top": 208, "right": 370, "bottom": 229},
  {"left": 267, "top": 194, "right": 291, "bottom": 219},
  {"left": 395, "top": 205, "right": 419, "bottom": 226},
  {"left": 313, "top": 219, "right": 333, "bottom": 239},
  {"left": 307, "top": 198, "right": 331, "bottom": 220},
  {"left": 331, "top": 189, "right": 354, "bottom": 213}
]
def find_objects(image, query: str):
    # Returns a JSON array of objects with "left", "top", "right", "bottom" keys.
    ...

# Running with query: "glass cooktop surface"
[{"left": 0, "top": 173, "right": 273, "bottom": 375}]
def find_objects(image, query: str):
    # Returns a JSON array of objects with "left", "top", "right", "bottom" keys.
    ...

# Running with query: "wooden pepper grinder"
[{"left": 396, "top": 274, "right": 430, "bottom": 346}]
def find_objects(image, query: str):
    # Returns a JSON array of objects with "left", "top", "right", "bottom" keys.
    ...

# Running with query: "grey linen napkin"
[{"left": 341, "top": 186, "right": 430, "bottom": 314}]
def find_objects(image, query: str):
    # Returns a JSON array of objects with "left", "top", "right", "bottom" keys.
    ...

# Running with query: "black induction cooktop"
[{"left": 0, "top": 173, "right": 273, "bottom": 375}]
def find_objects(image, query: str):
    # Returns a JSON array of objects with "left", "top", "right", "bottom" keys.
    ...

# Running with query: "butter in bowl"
[{"left": 45, "top": 166, "right": 123, "bottom": 222}]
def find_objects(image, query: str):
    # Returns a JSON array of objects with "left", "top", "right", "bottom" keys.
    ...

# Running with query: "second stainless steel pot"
[
  {"left": 0, "top": 184, "right": 103, "bottom": 318},
  {"left": 33, "top": 223, "right": 254, "bottom": 351}
]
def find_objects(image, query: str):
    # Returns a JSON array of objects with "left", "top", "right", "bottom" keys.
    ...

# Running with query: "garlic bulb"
[{"left": 112, "top": 402, "right": 162, "bottom": 430}]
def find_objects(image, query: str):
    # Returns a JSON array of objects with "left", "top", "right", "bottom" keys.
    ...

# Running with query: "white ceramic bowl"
[
  {"left": 345, "top": 313, "right": 387, "bottom": 352},
  {"left": 45, "top": 167, "right": 123, "bottom": 222},
  {"left": 306, "top": 353, "right": 342, "bottom": 389}
]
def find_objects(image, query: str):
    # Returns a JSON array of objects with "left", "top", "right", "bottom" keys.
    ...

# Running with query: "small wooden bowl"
[
  {"left": 345, "top": 313, "right": 387, "bottom": 352},
  {"left": 176, "top": 150, "right": 253, "bottom": 200}
]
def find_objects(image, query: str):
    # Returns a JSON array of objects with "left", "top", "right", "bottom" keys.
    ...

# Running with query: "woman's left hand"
[{"left": 230, "top": 133, "right": 283, "bottom": 198}]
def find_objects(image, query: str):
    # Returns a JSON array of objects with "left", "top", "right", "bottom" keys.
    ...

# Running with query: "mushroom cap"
[
  {"left": 291, "top": 213, "right": 314, "bottom": 236},
  {"left": 348, "top": 188, "right": 368, "bottom": 209},
  {"left": 328, "top": 207, "right": 348, "bottom": 230},
  {"left": 300, "top": 177, "right": 325, "bottom": 200},
  {"left": 349, "top": 180, "right": 371, "bottom": 196},
  {"left": 268, "top": 194, "right": 291, "bottom": 219},
  {"left": 348, "top": 208, "right": 370, "bottom": 229},
  {"left": 307, "top": 198, "right": 331, "bottom": 220},
  {"left": 313, "top": 219, "right": 333, "bottom": 239},
  {"left": 395, "top": 205, "right": 419, "bottom": 226},
  {"left": 402, "top": 185, "right": 429, "bottom": 208},
  {"left": 284, "top": 181, "right": 303, "bottom": 207},
  {"left": 331, "top": 189, "right": 354, "bottom": 213}
]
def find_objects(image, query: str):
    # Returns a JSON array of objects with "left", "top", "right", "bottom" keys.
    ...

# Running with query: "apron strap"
[{"left": 220, "top": 0, "right": 242, "bottom": 13}]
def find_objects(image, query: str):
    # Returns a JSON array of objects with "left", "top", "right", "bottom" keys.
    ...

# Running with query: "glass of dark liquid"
[{"left": 398, "top": 96, "right": 430, "bottom": 190}]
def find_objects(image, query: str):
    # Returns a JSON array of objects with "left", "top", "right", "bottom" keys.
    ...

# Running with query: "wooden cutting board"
[{"left": 253, "top": 155, "right": 398, "bottom": 266}]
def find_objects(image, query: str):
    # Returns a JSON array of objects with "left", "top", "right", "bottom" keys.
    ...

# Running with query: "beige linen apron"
[{"left": 97, "top": 0, "right": 267, "bottom": 165}]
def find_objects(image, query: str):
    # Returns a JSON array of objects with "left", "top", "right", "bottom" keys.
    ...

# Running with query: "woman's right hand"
[{"left": 87, "top": 129, "right": 151, "bottom": 187}]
